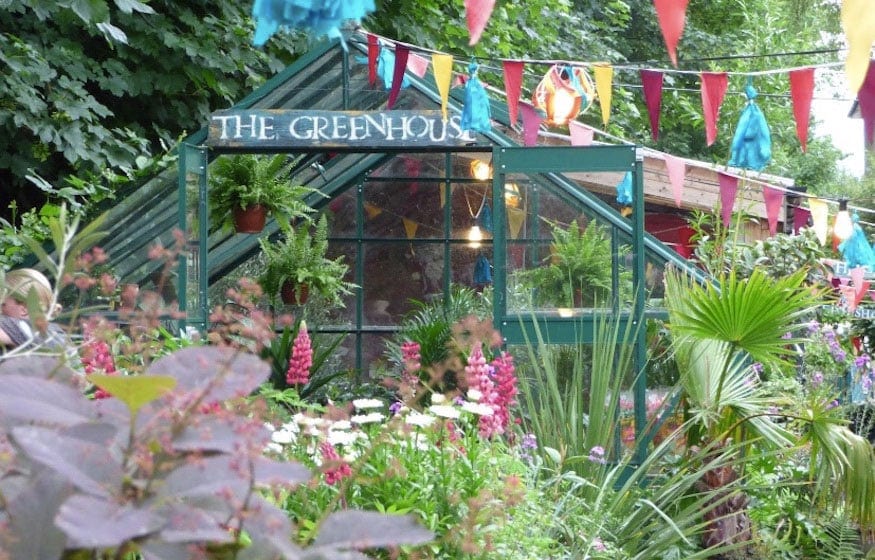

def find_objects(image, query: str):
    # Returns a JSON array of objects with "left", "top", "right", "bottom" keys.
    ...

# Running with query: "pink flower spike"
[{"left": 286, "top": 321, "right": 312, "bottom": 386}]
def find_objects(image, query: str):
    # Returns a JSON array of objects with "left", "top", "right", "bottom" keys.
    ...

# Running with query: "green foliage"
[
  {"left": 258, "top": 214, "right": 357, "bottom": 308},
  {"left": 0, "top": 1, "right": 305, "bottom": 207},
  {"left": 514, "top": 220, "right": 623, "bottom": 307},
  {"left": 209, "top": 153, "right": 320, "bottom": 232},
  {"left": 734, "top": 228, "right": 829, "bottom": 286}
]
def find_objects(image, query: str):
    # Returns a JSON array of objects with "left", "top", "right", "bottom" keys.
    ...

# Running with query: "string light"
[{"left": 834, "top": 198, "right": 854, "bottom": 241}]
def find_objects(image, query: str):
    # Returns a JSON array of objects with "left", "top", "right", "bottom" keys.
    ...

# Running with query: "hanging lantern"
[
  {"left": 532, "top": 65, "right": 596, "bottom": 127},
  {"left": 834, "top": 199, "right": 854, "bottom": 241},
  {"left": 470, "top": 159, "right": 492, "bottom": 181}
]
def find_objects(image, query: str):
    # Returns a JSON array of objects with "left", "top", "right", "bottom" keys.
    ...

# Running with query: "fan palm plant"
[{"left": 664, "top": 266, "right": 875, "bottom": 551}]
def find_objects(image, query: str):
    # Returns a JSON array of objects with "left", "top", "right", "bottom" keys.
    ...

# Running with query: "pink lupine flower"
[
  {"left": 465, "top": 343, "right": 503, "bottom": 439},
  {"left": 286, "top": 321, "right": 312, "bottom": 386},
  {"left": 490, "top": 351, "right": 518, "bottom": 431},
  {"left": 319, "top": 441, "right": 351, "bottom": 485},
  {"left": 401, "top": 340, "right": 421, "bottom": 372},
  {"left": 81, "top": 323, "right": 118, "bottom": 400}
]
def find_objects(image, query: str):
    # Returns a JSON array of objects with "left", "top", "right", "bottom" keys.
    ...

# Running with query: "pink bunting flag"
[
  {"left": 569, "top": 121, "right": 594, "bottom": 146},
  {"left": 640, "top": 69, "right": 664, "bottom": 141},
  {"left": 789, "top": 67, "right": 815, "bottom": 152},
  {"left": 653, "top": 0, "right": 689, "bottom": 67},
  {"left": 700, "top": 72, "right": 728, "bottom": 146},
  {"left": 519, "top": 102, "right": 543, "bottom": 147},
  {"left": 664, "top": 154, "right": 686, "bottom": 207},
  {"left": 859, "top": 60, "right": 875, "bottom": 148},
  {"left": 718, "top": 172, "right": 738, "bottom": 228},
  {"left": 793, "top": 207, "right": 811, "bottom": 234},
  {"left": 503, "top": 61, "right": 524, "bottom": 126},
  {"left": 849, "top": 267, "right": 870, "bottom": 311},
  {"left": 762, "top": 185, "right": 784, "bottom": 236},
  {"left": 367, "top": 34, "right": 379, "bottom": 86},
  {"left": 465, "top": 0, "right": 496, "bottom": 46},
  {"left": 406, "top": 53, "right": 430, "bottom": 78},
  {"left": 387, "top": 44, "right": 409, "bottom": 109}
]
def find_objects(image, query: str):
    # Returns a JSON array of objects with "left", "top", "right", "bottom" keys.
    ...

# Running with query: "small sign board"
[{"left": 207, "top": 109, "right": 481, "bottom": 149}]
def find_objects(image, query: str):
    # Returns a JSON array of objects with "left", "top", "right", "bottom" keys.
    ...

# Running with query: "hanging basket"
[
  {"left": 532, "top": 65, "right": 596, "bottom": 127},
  {"left": 232, "top": 204, "right": 267, "bottom": 233},
  {"left": 280, "top": 281, "right": 309, "bottom": 305}
]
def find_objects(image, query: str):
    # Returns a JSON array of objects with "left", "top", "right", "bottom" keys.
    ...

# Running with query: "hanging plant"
[{"left": 209, "top": 154, "right": 320, "bottom": 234}]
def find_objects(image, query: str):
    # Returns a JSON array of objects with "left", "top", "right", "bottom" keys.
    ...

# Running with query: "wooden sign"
[{"left": 207, "top": 109, "right": 481, "bottom": 149}]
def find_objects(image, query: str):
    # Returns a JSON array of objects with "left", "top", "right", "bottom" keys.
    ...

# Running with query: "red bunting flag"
[
  {"left": 653, "top": 0, "right": 689, "bottom": 67},
  {"left": 387, "top": 44, "right": 410, "bottom": 109},
  {"left": 503, "top": 61, "right": 524, "bottom": 126},
  {"left": 519, "top": 101, "right": 543, "bottom": 147},
  {"left": 762, "top": 185, "right": 784, "bottom": 236},
  {"left": 793, "top": 206, "right": 811, "bottom": 234},
  {"left": 664, "top": 154, "right": 686, "bottom": 207},
  {"left": 465, "top": 0, "right": 496, "bottom": 46},
  {"left": 700, "top": 72, "right": 729, "bottom": 146},
  {"left": 640, "top": 69, "right": 664, "bottom": 141},
  {"left": 367, "top": 34, "right": 379, "bottom": 86},
  {"left": 789, "top": 67, "right": 815, "bottom": 152},
  {"left": 859, "top": 60, "right": 875, "bottom": 148},
  {"left": 718, "top": 172, "right": 738, "bottom": 228},
  {"left": 569, "top": 121, "right": 594, "bottom": 146}
]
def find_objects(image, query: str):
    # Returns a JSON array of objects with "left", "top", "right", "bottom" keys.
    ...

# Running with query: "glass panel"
[
  {"left": 324, "top": 188, "right": 357, "bottom": 238},
  {"left": 361, "top": 180, "right": 445, "bottom": 239},
  {"left": 450, "top": 244, "right": 493, "bottom": 292},
  {"left": 361, "top": 241, "right": 444, "bottom": 325}
]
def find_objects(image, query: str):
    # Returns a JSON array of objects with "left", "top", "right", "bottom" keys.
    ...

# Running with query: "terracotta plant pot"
[
  {"left": 232, "top": 204, "right": 267, "bottom": 233},
  {"left": 280, "top": 281, "right": 309, "bottom": 305}
]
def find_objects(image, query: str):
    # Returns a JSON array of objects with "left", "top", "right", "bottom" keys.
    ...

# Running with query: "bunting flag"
[
  {"left": 718, "top": 172, "right": 738, "bottom": 228},
  {"left": 407, "top": 53, "right": 430, "bottom": 78},
  {"left": 701, "top": 72, "right": 729, "bottom": 146},
  {"left": 640, "top": 69, "right": 664, "bottom": 141},
  {"left": 502, "top": 61, "right": 524, "bottom": 125},
  {"left": 387, "top": 44, "right": 410, "bottom": 109},
  {"left": 653, "top": 0, "right": 689, "bottom": 67},
  {"left": 569, "top": 121, "right": 594, "bottom": 146},
  {"left": 664, "top": 154, "right": 686, "bottom": 207},
  {"left": 403, "top": 217, "right": 419, "bottom": 239},
  {"left": 809, "top": 198, "right": 830, "bottom": 245},
  {"left": 431, "top": 53, "right": 454, "bottom": 121},
  {"left": 364, "top": 202, "right": 383, "bottom": 219},
  {"left": 594, "top": 64, "right": 614, "bottom": 127},
  {"left": 848, "top": 266, "right": 869, "bottom": 312},
  {"left": 793, "top": 206, "right": 811, "bottom": 234},
  {"left": 367, "top": 34, "right": 379, "bottom": 85},
  {"left": 507, "top": 207, "right": 526, "bottom": 239},
  {"left": 762, "top": 185, "right": 784, "bottom": 236},
  {"left": 465, "top": 0, "right": 496, "bottom": 46},
  {"left": 841, "top": 0, "right": 875, "bottom": 94},
  {"left": 859, "top": 60, "right": 875, "bottom": 147},
  {"left": 789, "top": 67, "right": 815, "bottom": 152},
  {"left": 519, "top": 101, "right": 543, "bottom": 146}
]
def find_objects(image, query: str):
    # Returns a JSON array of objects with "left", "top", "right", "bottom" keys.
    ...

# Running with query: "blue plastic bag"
[
  {"left": 728, "top": 83, "right": 772, "bottom": 171},
  {"left": 461, "top": 61, "right": 492, "bottom": 133},
  {"left": 616, "top": 172, "right": 633, "bottom": 206}
]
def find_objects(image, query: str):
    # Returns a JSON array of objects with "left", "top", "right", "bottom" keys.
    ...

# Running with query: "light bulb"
[
  {"left": 549, "top": 88, "right": 576, "bottom": 125},
  {"left": 470, "top": 160, "right": 491, "bottom": 181},
  {"left": 834, "top": 200, "right": 853, "bottom": 241},
  {"left": 467, "top": 225, "right": 483, "bottom": 248}
]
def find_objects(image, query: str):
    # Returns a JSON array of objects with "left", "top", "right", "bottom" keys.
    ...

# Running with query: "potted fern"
[
  {"left": 209, "top": 153, "right": 318, "bottom": 233},
  {"left": 516, "top": 219, "right": 625, "bottom": 307},
  {"left": 258, "top": 215, "right": 357, "bottom": 307}
]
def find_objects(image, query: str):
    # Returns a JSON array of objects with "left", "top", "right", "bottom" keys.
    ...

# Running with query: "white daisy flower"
[
  {"left": 351, "top": 412, "right": 385, "bottom": 424},
  {"left": 328, "top": 430, "right": 360, "bottom": 446},
  {"left": 265, "top": 442, "right": 284, "bottom": 454},
  {"left": 330, "top": 420, "right": 352, "bottom": 431},
  {"left": 467, "top": 389, "right": 483, "bottom": 402},
  {"left": 431, "top": 393, "right": 447, "bottom": 404},
  {"left": 428, "top": 404, "right": 461, "bottom": 419},
  {"left": 271, "top": 429, "right": 295, "bottom": 445},
  {"left": 404, "top": 411, "right": 437, "bottom": 428},
  {"left": 460, "top": 401, "right": 494, "bottom": 416},
  {"left": 352, "top": 398, "right": 384, "bottom": 409}
]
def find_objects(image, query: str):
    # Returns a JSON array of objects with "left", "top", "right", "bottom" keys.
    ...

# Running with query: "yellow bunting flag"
[
  {"left": 593, "top": 64, "right": 613, "bottom": 127},
  {"left": 439, "top": 184, "right": 455, "bottom": 208},
  {"left": 364, "top": 203, "right": 382, "bottom": 220},
  {"left": 808, "top": 198, "right": 829, "bottom": 245},
  {"left": 431, "top": 54, "right": 454, "bottom": 121},
  {"left": 841, "top": 0, "right": 875, "bottom": 94},
  {"left": 402, "top": 218, "right": 419, "bottom": 239},
  {"left": 507, "top": 207, "right": 526, "bottom": 239}
]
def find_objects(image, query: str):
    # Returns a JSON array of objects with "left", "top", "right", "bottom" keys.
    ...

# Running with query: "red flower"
[{"left": 286, "top": 321, "right": 312, "bottom": 386}]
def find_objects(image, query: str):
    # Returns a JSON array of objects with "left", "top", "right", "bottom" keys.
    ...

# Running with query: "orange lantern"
[{"left": 532, "top": 65, "right": 596, "bottom": 127}]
